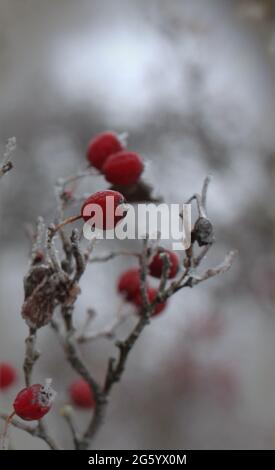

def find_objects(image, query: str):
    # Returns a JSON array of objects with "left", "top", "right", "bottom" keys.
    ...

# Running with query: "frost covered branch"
[
  {"left": 0, "top": 412, "right": 61, "bottom": 450},
  {"left": 1, "top": 149, "right": 235, "bottom": 450}
]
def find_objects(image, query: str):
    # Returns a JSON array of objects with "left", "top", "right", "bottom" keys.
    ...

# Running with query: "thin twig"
[
  {"left": 77, "top": 304, "right": 131, "bottom": 343},
  {"left": 185, "top": 174, "right": 211, "bottom": 218},
  {"left": 23, "top": 328, "right": 39, "bottom": 387},
  {"left": 139, "top": 237, "right": 150, "bottom": 310},
  {"left": 193, "top": 243, "right": 212, "bottom": 267},
  {"left": 201, "top": 174, "right": 212, "bottom": 211},
  {"left": 90, "top": 250, "right": 140, "bottom": 263},
  {"left": 0, "top": 413, "right": 61, "bottom": 450},
  {"left": 190, "top": 250, "right": 237, "bottom": 286},
  {"left": 103, "top": 315, "right": 151, "bottom": 395},
  {"left": 71, "top": 229, "right": 86, "bottom": 282},
  {"left": 156, "top": 252, "right": 171, "bottom": 299},
  {"left": 65, "top": 327, "right": 107, "bottom": 450},
  {"left": 103, "top": 237, "right": 151, "bottom": 395},
  {"left": 53, "top": 306, "right": 106, "bottom": 450},
  {"left": 60, "top": 406, "right": 80, "bottom": 450}
]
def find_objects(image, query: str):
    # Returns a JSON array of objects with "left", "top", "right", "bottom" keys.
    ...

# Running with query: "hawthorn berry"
[
  {"left": 102, "top": 151, "right": 144, "bottom": 186},
  {"left": 117, "top": 268, "right": 142, "bottom": 301},
  {"left": 86, "top": 131, "right": 123, "bottom": 170},
  {"left": 81, "top": 190, "right": 126, "bottom": 230},
  {"left": 133, "top": 287, "right": 167, "bottom": 317},
  {"left": 13, "top": 379, "right": 56, "bottom": 421},
  {"left": 0, "top": 363, "right": 16, "bottom": 390},
  {"left": 69, "top": 379, "right": 95, "bottom": 409},
  {"left": 149, "top": 249, "right": 179, "bottom": 279}
]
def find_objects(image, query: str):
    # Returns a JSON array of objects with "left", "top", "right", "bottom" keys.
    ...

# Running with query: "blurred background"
[{"left": 0, "top": 0, "right": 275, "bottom": 450}]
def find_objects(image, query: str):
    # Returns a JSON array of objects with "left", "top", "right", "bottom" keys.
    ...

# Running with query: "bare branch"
[
  {"left": 190, "top": 250, "right": 237, "bottom": 286},
  {"left": 103, "top": 314, "right": 151, "bottom": 395},
  {"left": 60, "top": 405, "right": 80, "bottom": 450},
  {"left": 46, "top": 225, "right": 61, "bottom": 271},
  {"left": 103, "top": 238, "right": 152, "bottom": 395},
  {"left": 76, "top": 308, "right": 96, "bottom": 340},
  {"left": 201, "top": 174, "right": 212, "bottom": 211},
  {"left": 23, "top": 329, "right": 40, "bottom": 387},
  {"left": 90, "top": 250, "right": 140, "bottom": 263},
  {"left": 64, "top": 328, "right": 107, "bottom": 450},
  {"left": 193, "top": 243, "right": 212, "bottom": 267},
  {"left": 157, "top": 251, "right": 171, "bottom": 296},
  {"left": 139, "top": 237, "right": 150, "bottom": 311},
  {"left": 77, "top": 304, "right": 131, "bottom": 343},
  {"left": 71, "top": 229, "right": 86, "bottom": 282},
  {"left": 22, "top": 328, "right": 60, "bottom": 450},
  {"left": 52, "top": 307, "right": 106, "bottom": 450},
  {"left": 185, "top": 174, "right": 212, "bottom": 219},
  {"left": 0, "top": 412, "right": 61, "bottom": 450}
]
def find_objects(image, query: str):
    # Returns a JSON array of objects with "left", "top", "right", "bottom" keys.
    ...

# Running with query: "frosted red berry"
[
  {"left": 149, "top": 249, "right": 179, "bottom": 279},
  {"left": 13, "top": 379, "right": 56, "bottom": 421},
  {"left": 133, "top": 287, "right": 167, "bottom": 317},
  {"left": 69, "top": 379, "right": 95, "bottom": 409},
  {"left": 81, "top": 190, "right": 126, "bottom": 230},
  {"left": 86, "top": 132, "right": 123, "bottom": 170},
  {"left": 0, "top": 363, "right": 16, "bottom": 390},
  {"left": 102, "top": 151, "right": 144, "bottom": 186},
  {"left": 117, "top": 268, "right": 142, "bottom": 301}
]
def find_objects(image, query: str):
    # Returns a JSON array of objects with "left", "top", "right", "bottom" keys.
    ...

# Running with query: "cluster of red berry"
[
  {"left": 1, "top": 252, "right": 180, "bottom": 416},
  {"left": 86, "top": 131, "right": 144, "bottom": 186},
  {"left": 117, "top": 249, "right": 179, "bottom": 317},
  {"left": 57, "top": 131, "right": 146, "bottom": 232},
  {"left": 0, "top": 133, "right": 181, "bottom": 424}
]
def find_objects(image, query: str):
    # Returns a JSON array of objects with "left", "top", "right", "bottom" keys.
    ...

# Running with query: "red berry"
[
  {"left": 0, "top": 363, "right": 16, "bottom": 390},
  {"left": 117, "top": 268, "right": 142, "bottom": 301},
  {"left": 13, "top": 379, "right": 56, "bottom": 421},
  {"left": 102, "top": 151, "right": 144, "bottom": 186},
  {"left": 86, "top": 132, "right": 123, "bottom": 170},
  {"left": 69, "top": 379, "right": 95, "bottom": 409},
  {"left": 81, "top": 190, "right": 126, "bottom": 230},
  {"left": 149, "top": 249, "right": 179, "bottom": 279},
  {"left": 133, "top": 287, "right": 167, "bottom": 317}
]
